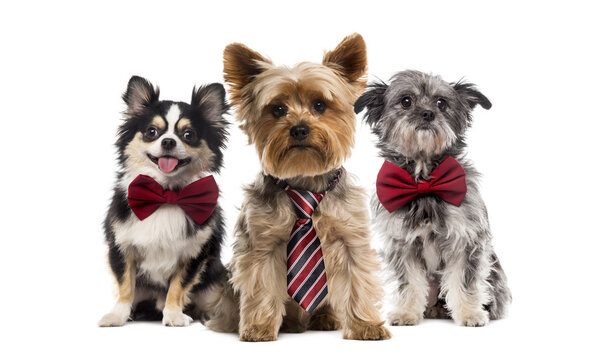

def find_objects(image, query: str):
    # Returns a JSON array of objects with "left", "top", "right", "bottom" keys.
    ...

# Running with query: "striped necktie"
[{"left": 283, "top": 169, "right": 342, "bottom": 312}]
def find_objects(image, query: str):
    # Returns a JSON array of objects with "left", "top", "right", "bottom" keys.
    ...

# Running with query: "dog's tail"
[
  {"left": 485, "top": 252, "right": 512, "bottom": 320},
  {"left": 199, "top": 263, "right": 240, "bottom": 333}
]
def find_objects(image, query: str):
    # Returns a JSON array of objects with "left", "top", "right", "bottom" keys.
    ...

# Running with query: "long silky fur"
[{"left": 356, "top": 70, "right": 511, "bottom": 326}]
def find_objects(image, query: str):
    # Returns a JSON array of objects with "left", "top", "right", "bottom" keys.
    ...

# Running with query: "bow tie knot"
[
  {"left": 164, "top": 190, "right": 179, "bottom": 205},
  {"left": 376, "top": 156, "right": 467, "bottom": 212},
  {"left": 127, "top": 174, "right": 219, "bottom": 225},
  {"left": 416, "top": 180, "right": 432, "bottom": 195}
]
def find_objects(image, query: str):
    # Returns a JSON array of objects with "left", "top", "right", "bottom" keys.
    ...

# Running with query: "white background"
[{"left": 1, "top": 0, "right": 598, "bottom": 355}]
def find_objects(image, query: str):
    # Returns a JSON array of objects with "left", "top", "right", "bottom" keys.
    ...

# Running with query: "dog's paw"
[
  {"left": 98, "top": 312, "right": 128, "bottom": 327},
  {"left": 162, "top": 309, "right": 193, "bottom": 327},
  {"left": 239, "top": 325, "right": 277, "bottom": 342},
  {"left": 344, "top": 322, "right": 391, "bottom": 340},
  {"left": 388, "top": 311, "right": 423, "bottom": 326},
  {"left": 456, "top": 310, "right": 489, "bottom": 327}
]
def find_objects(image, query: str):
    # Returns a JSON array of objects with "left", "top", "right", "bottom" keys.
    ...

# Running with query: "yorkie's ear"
[
  {"left": 354, "top": 81, "right": 388, "bottom": 126},
  {"left": 191, "top": 83, "right": 229, "bottom": 123},
  {"left": 123, "top": 76, "right": 160, "bottom": 116},
  {"left": 453, "top": 81, "right": 492, "bottom": 110},
  {"left": 323, "top": 33, "right": 368, "bottom": 84},
  {"left": 223, "top": 43, "right": 271, "bottom": 102}
]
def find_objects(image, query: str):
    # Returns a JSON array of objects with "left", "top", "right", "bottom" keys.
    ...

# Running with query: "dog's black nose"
[
  {"left": 161, "top": 138, "right": 176, "bottom": 150},
  {"left": 422, "top": 110, "right": 435, "bottom": 122},
  {"left": 290, "top": 125, "right": 310, "bottom": 141}
]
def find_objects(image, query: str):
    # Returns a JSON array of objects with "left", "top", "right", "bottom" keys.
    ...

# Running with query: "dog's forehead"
[
  {"left": 253, "top": 62, "right": 350, "bottom": 107},
  {"left": 387, "top": 71, "right": 454, "bottom": 98}
]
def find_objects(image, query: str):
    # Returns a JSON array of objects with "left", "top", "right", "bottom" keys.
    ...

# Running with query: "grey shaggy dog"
[{"left": 355, "top": 70, "right": 511, "bottom": 327}]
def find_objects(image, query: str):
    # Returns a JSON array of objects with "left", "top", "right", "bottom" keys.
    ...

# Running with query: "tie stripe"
[{"left": 285, "top": 186, "right": 328, "bottom": 313}]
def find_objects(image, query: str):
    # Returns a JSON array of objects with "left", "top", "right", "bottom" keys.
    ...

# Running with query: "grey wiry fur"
[{"left": 355, "top": 70, "right": 511, "bottom": 326}]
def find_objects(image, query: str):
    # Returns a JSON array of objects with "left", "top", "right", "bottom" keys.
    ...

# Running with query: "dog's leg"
[
  {"left": 308, "top": 303, "right": 341, "bottom": 331},
  {"left": 280, "top": 301, "right": 309, "bottom": 333},
  {"left": 440, "top": 246, "right": 491, "bottom": 327},
  {"left": 388, "top": 253, "right": 430, "bottom": 326},
  {"left": 99, "top": 249, "right": 136, "bottom": 327},
  {"left": 162, "top": 261, "right": 204, "bottom": 327},
  {"left": 485, "top": 252, "right": 512, "bottom": 320},
  {"left": 235, "top": 243, "right": 288, "bottom": 342},
  {"left": 326, "top": 239, "right": 391, "bottom": 340}
]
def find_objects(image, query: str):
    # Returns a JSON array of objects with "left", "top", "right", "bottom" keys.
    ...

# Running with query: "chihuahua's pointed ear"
[
  {"left": 354, "top": 81, "right": 388, "bottom": 126},
  {"left": 191, "top": 83, "right": 229, "bottom": 122},
  {"left": 323, "top": 33, "right": 368, "bottom": 84},
  {"left": 123, "top": 76, "right": 159, "bottom": 116},
  {"left": 453, "top": 81, "right": 492, "bottom": 110},
  {"left": 223, "top": 43, "right": 271, "bottom": 103}
]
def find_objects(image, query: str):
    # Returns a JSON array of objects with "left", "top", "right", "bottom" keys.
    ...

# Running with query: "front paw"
[
  {"left": 455, "top": 309, "right": 489, "bottom": 327},
  {"left": 162, "top": 309, "right": 193, "bottom": 327},
  {"left": 389, "top": 311, "right": 423, "bottom": 326},
  {"left": 344, "top": 321, "right": 391, "bottom": 340},
  {"left": 98, "top": 312, "right": 128, "bottom": 327},
  {"left": 239, "top": 325, "right": 277, "bottom": 342}
]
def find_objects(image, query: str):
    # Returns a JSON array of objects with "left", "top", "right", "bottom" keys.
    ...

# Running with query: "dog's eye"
[
  {"left": 182, "top": 129, "right": 196, "bottom": 142},
  {"left": 271, "top": 105, "right": 287, "bottom": 119},
  {"left": 437, "top": 98, "right": 447, "bottom": 112},
  {"left": 313, "top": 100, "right": 326, "bottom": 114},
  {"left": 145, "top": 126, "right": 159, "bottom": 140},
  {"left": 401, "top": 96, "right": 412, "bottom": 108}
]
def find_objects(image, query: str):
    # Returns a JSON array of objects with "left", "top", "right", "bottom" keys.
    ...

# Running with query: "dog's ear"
[
  {"left": 354, "top": 81, "right": 388, "bottom": 126},
  {"left": 223, "top": 43, "right": 271, "bottom": 101},
  {"left": 453, "top": 81, "right": 492, "bottom": 110},
  {"left": 323, "top": 33, "right": 368, "bottom": 84},
  {"left": 123, "top": 76, "right": 159, "bottom": 116},
  {"left": 191, "top": 83, "right": 229, "bottom": 123}
]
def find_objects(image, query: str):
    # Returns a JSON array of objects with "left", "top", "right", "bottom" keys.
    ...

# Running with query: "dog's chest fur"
[{"left": 113, "top": 205, "right": 212, "bottom": 287}]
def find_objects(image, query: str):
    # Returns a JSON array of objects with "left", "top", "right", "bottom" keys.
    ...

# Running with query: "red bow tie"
[
  {"left": 376, "top": 156, "right": 467, "bottom": 212},
  {"left": 127, "top": 174, "right": 219, "bottom": 225}
]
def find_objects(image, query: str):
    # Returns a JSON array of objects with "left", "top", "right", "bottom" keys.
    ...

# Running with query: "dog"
[
  {"left": 206, "top": 33, "right": 391, "bottom": 341},
  {"left": 98, "top": 75, "right": 229, "bottom": 327},
  {"left": 355, "top": 70, "right": 511, "bottom": 327}
]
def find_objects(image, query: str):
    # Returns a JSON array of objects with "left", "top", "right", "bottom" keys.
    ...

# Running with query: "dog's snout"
[
  {"left": 161, "top": 138, "right": 176, "bottom": 150},
  {"left": 422, "top": 110, "right": 435, "bottom": 122},
  {"left": 290, "top": 125, "right": 310, "bottom": 141}
]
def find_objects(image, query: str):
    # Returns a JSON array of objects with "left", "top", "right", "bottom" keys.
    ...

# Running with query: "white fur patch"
[{"left": 113, "top": 206, "right": 213, "bottom": 287}]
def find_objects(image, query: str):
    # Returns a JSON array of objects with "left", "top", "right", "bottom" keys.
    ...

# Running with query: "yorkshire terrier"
[
  {"left": 98, "top": 76, "right": 229, "bottom": 327},
  {"left": 207, "top": 34, "right": 391, "bottom": 341},
  {"left": 355, "top": 70, "right": 511, "bottom": 327}
]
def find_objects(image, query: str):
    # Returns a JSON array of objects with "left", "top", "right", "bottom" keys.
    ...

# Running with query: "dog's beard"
[
  {"left": 384, "top": 117, "right": 457, "bottom": 158},
  {"left": 260, "top": 128, "right": 345, "bottom": 179}
]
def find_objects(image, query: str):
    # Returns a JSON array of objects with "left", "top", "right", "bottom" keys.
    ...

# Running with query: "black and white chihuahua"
[{"left": 99, "top": 76, "right": 229, "bottom": 327}]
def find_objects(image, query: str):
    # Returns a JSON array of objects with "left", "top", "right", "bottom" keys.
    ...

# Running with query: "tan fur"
[
  {"left": 115, "top": 253, "right": 136, "bottom": 304},
  {"left": 176, "top": 117, "right": 192, "bottom": 131},
  {"left": 210, "top": 34, "right": 390, "bottom": 341},
  {"left": 164, "top": 268, "right": 197, "bottom": 312},
  {"left": 151, "top": 115, "right": 167, "bottom": 130}
]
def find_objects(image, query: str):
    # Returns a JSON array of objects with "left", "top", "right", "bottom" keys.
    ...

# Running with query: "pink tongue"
[{"left": 158, "top": 157, "right": 179, "bottom": 173}]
